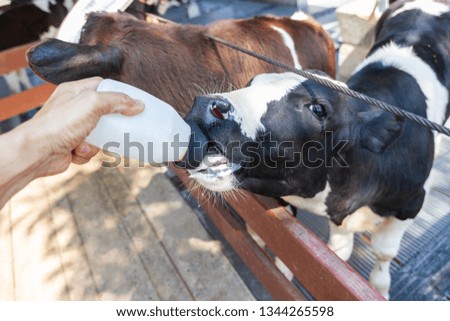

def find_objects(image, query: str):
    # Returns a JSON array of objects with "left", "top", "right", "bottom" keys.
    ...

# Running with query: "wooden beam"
[
  {"left": 0, "top": 41, "right": 54, "bottom": 121},
  {"left": 0, "top": 41, "right": 39, "bottom": 75},
  {"left": 0, "top": 83, "right": 55, "bottom": 121},
  {"left": 226, "top": 193, "right": 385, "bottom": 301}
]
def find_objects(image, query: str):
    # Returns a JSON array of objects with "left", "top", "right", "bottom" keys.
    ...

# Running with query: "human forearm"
[
  {"left": 0, "top": 122, "right": 47, "bottom": 209},
  {"left": 0, "top": 77, "right": 143, "bottom": 210}
]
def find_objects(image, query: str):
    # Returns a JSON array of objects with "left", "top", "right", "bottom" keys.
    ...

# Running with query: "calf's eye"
[{"left": 308, "top": 103, "right": 327, "bottom": 119}]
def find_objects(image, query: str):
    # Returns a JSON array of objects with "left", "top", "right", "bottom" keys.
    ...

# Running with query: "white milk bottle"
[{"left": 86, "top": 79, "right": 205, "bottom": 166}]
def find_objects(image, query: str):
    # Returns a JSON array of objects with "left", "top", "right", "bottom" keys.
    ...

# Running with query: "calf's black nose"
[
  {"left": 209, "top": 98, "right": 231, "bottom": 120},
  {"left": 174, "top": 120, "right": 208, "bottom": 169},
  {"left": 175, "top": 96, "right": 231, "bottom": 169}
]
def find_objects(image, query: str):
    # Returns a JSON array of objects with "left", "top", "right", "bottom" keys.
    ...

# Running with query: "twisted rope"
[{"left": 206, "top": 34, "right": 450, "bottom": 137}]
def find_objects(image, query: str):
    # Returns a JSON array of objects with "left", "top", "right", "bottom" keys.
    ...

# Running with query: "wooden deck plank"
[
  {"left": 117, "top": 163, "right": 255, "bottom": 300},
  {"left": 63, "top": 161, "right": 160, "bottom": 300},
  {"left": 0, "top": 201, "right": 15, "bottom": 300},
  {"left": 97, "top": 165, "right": 193, "bottom": 300},
  {"left": 8, "top": 179, "right": 69, "bottom": 300},
  {"left": 1, "top": 156, "right": 257, "bottom": 301},
  {"left": 39, "top": 169, "right": 100, "bottom": 300}
]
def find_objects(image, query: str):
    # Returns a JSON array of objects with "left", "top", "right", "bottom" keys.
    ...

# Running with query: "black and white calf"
[{"left": 180, "top": 0, "right": 450, "bottom": 299}]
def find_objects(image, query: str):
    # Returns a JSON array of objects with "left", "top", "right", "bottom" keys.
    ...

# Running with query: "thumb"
[{"left": 95, "top": 92, "right": 145, "bottom": 116}]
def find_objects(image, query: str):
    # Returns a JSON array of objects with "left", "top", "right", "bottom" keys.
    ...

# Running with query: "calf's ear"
[
  {"left": 27, "top": 39, "right": 123, "bottom": 84},
  {"left": 358, "top": 111, "right": 404, "bottom": 153}
]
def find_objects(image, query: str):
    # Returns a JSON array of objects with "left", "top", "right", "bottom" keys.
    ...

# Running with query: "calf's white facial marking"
[
  {"left": 271, "top": 25, "right": 302, "bottom": 70},
  {"left": 391, "top": 0, "right": 448, "bottom": 17},
  {"left": 189, "top": 72, "right": 305, "bottom": 192},
  {"left": 221, "top": 72, "right": 305, "bottom": 139},
  {"left": 354, "top": 42, "right": 449, "bottom": 125}
]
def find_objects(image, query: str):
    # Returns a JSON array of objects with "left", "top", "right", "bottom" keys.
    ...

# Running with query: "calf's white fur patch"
[
  {"left": 221, "top": 72, "right": 305, "bottom": 139},
  {"left": 369, "top": 217, "right": 413, "bottom": 299},
  {"left": 271, "top": 25, "right": 302, "bottom": 70},
  {"left": 282, "top": 182, "right": 331, "bottom": 217},
  {"left": 291, "top": 11, "right": 309, "bottom": 21},
  {"left": 354, "top": 42, "right": 449, "bottom": 125},
  {"left": 391, "top": 0, "right": 448, "bottom": 17}
]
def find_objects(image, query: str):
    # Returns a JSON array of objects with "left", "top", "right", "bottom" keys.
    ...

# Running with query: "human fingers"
[
  {"left": 73, "top": 142, "right": 99, "bottom": 159},
  {"left": 39, "top": 77, "right": 104, "bottom": 115},
  {"left": 93, "top": 91, "right": 145, "bottom": 116},
  {"left": 53, "top": 77, "right": 104, "bottom": 96},
  {"left": 71, "top": 153, "right": 92, "bottom": 165}
]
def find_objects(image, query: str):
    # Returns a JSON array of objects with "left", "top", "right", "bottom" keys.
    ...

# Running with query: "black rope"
[{"left": 206, "top": 34, "right": 450, "bottom": 137}]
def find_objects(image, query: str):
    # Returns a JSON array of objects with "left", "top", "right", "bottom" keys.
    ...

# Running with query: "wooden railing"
[
  {"left": 172, "top": 167, "right": 384, "bottom": 300},
  {"left": 0, "top": 41, "right": 384, "bottom": 301},
  {"left": 0, "top": 42, "right": 56, "bottom": 121}
]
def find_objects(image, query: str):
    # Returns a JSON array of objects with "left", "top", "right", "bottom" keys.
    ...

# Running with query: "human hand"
[{"left": 24, "top": 77, "right": 144, "bottom": 176}]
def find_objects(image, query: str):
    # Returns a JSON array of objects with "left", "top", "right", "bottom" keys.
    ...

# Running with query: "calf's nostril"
[
  {"left": 211, "top": 104, "right": 225, "bottom": 119},
  {"left": 209, "top": 99, "right": 231, "bottom": 119}
]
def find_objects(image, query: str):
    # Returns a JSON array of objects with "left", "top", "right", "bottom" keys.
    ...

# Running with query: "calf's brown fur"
[{"left": 28, "top": 12, "right": 335, "bottom": 115}]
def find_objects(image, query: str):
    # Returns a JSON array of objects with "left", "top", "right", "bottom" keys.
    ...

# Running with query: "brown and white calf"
[{"left": 27, "top": 11, "right": 335, "bottom": 116}]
